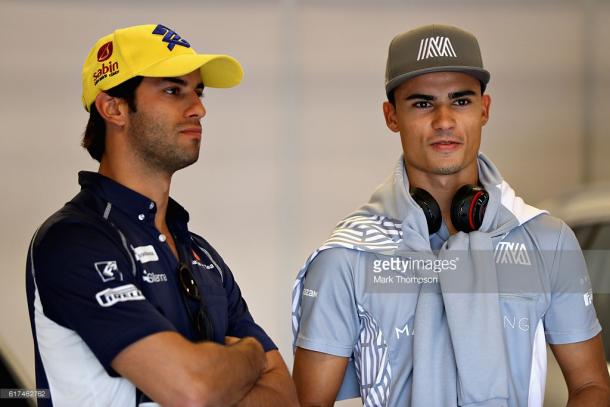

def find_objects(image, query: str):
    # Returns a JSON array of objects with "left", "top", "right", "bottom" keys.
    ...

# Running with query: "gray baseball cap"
[{"left": 385, "top": 24, "right": 490, "bottom": 97}]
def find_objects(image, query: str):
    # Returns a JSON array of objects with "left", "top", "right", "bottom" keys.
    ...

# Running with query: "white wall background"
[{"left": 1, "top": 0, "right": 609, "bottom": 405}]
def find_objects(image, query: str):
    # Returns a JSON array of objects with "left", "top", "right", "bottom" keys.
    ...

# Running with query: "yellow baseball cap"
[{"left": 81, "top": 24, "right": 243, "bottom": 111}]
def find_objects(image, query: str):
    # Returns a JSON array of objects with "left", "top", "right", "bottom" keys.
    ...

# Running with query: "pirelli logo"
[{"left": 96, "top": 284, "right": 145, "bottom": 307}]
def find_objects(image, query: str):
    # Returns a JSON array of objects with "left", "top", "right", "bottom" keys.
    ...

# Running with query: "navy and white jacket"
[{"left": 26, "top": 171, "right": 276, "bottom": 406}]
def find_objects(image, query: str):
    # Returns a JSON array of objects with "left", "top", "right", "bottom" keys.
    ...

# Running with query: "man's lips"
[
  {"left": 430, "top": 139, "right": 462, "bottom": 152},
  {"left": 179, "top": 127, "right": 202, "bottom": 137}
]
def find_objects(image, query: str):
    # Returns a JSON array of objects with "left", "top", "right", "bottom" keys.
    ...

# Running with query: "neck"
[
  {"left": 99, "top": 150, "right": 173, "bottom": 234},
  {"left": 405, "top": 159, "right": 479, "bottom": 234}
]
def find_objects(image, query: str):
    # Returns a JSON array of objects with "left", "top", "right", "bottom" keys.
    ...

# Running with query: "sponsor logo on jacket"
[{"left": 96, "top": 284, "right": 145, "bottom": 307}]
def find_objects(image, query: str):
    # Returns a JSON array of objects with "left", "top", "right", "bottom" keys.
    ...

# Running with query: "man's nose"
[
  {"left": 431, "top": 105, "right": 455, "bottom": 131},
  {"left": 186, "top": 93, "right": 206, "bottom": 119}
]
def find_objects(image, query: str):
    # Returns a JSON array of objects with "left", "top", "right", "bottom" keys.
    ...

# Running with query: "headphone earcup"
[
  {"left": 410, "top": 187, "right": 442, "bottom": 234},
  {"left": 450, "top": 185, "right": 489, "bottom": 232}
]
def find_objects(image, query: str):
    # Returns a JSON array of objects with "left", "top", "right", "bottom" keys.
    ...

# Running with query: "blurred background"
[{"left": 1, "top": 0, "right": 609, "bottom": 405}]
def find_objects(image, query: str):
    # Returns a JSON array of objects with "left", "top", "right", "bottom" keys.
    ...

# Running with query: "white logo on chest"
[
  {"left": 504, "top": 315, "right": 530, "bottom": 332},
  {"left": 494, "top": 242, "right": 531, "bottom": 265},
  {"left": 132, "top": 245, "right": 159, "bottom": 264},
  {"left": 142, "top": 269, "right": 168, "bottom": 284}
]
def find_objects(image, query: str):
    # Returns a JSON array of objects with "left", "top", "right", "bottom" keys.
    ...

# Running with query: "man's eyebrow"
[
  {"left": 448, "top": 90, "right": 476, "bottom": 99},
  {"left": 405, "top": 93, "right": 435, "bottom": 101},
  {"left": 160, "top": 77, "right": 205, "bottom": 90}
]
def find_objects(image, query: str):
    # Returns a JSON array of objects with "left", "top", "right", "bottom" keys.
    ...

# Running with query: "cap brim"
[
  {"left": 139, "top": 53, "right": 243, "bottom": 88},
  {"left": 385, "top": 66, "right": 490, "bottom": 97}
]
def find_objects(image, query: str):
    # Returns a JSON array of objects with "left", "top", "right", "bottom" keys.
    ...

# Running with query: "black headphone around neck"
[{"left": 410, "top": 185, "right": 489, "bottom": 234}]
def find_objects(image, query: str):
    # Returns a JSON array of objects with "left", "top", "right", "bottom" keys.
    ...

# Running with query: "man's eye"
[
  {"left": 413, "top": 101, "right": 431, "bottom": 108},
  {"left": 164, "top": 87, "right": 180, "bottom": 95},
  {"left": 454, "top": 98, "right": 471, "bottom": 106}
]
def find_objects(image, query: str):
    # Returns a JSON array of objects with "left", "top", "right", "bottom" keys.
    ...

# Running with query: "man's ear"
[
  {"left": 383, "top": 101, "right": 400, "bottom": 133},
  {"left": 94, "top": 93, "right": 128, "bottom": 127},
  {"left": 481, "top": 94, "right": 491, "bottom": 126}
]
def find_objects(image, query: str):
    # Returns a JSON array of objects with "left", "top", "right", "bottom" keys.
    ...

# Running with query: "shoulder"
[
  {"left": 29, "top": 201, "right": 131, "bottom": 280},
  {"left": 516, "top": 213, "right": 574, "bottom": 251},
  {"left": 512, "top": 214, "right": 584, "bottom": 279},
  {"left": 522, "top": 212, "right": 565, "bottom": 233},
  {"left": 303, "top": 247, "right": 362, "bottom": 289},
  {"left": 308, "top": 247, "right": 361, "bottom": 271},
  {"left": 34, "top": 207, "right": 118, "bottom": 251},
  {"left": 33, "top": 189, "right": 112, "bottom": 245}
]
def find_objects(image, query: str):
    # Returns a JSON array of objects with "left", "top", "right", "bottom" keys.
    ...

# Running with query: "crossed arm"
[
  {"left": 224, "top": 336, "right": 298, "bottom": 407},
  {"left": 112, "top": 332, "right": 298, "bottom": 407}
]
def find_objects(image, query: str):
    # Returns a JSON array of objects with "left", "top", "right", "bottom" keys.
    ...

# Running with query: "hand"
[{"left": 237, "top": 337, "right": 268, "bottom": 375}]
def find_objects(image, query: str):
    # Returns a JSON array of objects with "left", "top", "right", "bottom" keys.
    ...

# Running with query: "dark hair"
[
  {"left": 387, "top": 80, "right": 486, "bottom": 106},
  {"left": 82, "top": 76, "right": 144, "bottom": 162}
]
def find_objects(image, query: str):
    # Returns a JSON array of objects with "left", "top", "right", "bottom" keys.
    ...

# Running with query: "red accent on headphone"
[{"left": 468, "top": 191, "right": 484, "bottom": 231}]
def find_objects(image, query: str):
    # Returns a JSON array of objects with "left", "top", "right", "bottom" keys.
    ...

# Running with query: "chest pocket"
[{"left": 498, "top": 293, "right": 544, "bottom": 338}]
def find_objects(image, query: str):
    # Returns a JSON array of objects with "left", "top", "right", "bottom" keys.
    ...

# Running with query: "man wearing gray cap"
[{"left": 292, "top": 24, "right": 610, "bottom": 406}]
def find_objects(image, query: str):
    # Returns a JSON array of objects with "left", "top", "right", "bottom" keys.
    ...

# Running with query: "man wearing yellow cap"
[{"left": 26, "top": 24, "right": 298, "bottom": 407}]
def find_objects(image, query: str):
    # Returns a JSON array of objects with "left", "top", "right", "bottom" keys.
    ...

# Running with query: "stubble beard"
[
  {"left": 407, "top": 157, "right": 465, "bottom": 176},
  {"left": 430, "top": 164, "right": 463, "bottom": 175},
  {"left": 126, "top": 110, "right": 200, "bottom": 176},
  {"left": 414, "top": 150, "right": 477, "bottom": 176}
]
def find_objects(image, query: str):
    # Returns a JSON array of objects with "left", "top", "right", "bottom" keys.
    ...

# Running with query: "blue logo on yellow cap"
[{"left": 152, "top": 24, "right": 191, "bottom": 51}]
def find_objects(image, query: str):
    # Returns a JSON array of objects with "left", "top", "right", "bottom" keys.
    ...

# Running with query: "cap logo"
[
  {"left": 416, "top": 36, "right": 457, "bottom": 61},
  {"left": 152, "top": 24, "right": 191, "bottom": 51},
  {"left": 97, "top": 41, "right": 113, "bottom": 62}
]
